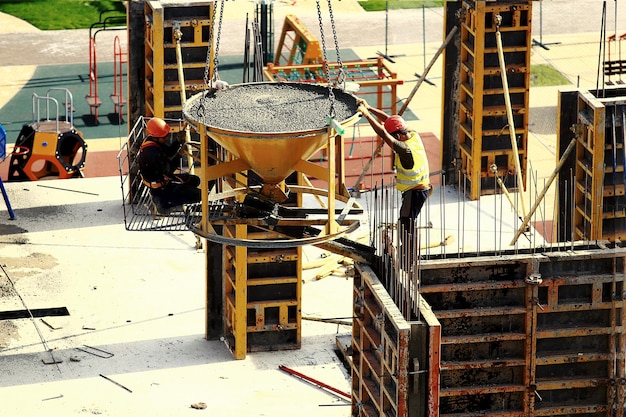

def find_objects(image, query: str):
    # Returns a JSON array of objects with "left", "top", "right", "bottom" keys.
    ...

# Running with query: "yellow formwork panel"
[
  {"left": 222, "top": 223, "right": 302, "bottom": 359},
  {"left": 455, "top": 0, "right": 532, "bottom": 200},
  {"left": 30, "top": 131, "right": 60, "bottom": 157},
  {"left": 143, "top": 1, "right": 212, "bottom": 121},
  {"left": 556, "top": 86, "right": 626, "bottom": 243}
]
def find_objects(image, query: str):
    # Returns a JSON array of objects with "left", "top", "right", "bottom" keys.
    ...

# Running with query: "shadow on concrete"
[
  {"left": 529, "top": 105, "right": 558, "bottom": 135},
  {"left": 0, "top": 332, "right": 231, "bottom": 388},
  {"left": 0, "top": 199, "right": 124, "bottom": 235}
]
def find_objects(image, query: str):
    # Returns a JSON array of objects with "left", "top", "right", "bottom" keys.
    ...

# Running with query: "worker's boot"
[{"left": 153, "top": 200, "right": 172, "bottom": 216}]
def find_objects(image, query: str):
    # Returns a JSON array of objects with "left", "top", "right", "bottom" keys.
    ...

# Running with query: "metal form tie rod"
[
  {"left": 0, "top": 263, "right": 61, "bottom": 369},
  {"left": 174, "top": 26, "right": 195, "bottom": 176},
  {"left": 279, "top": 365, "right": 351, "bottom": 400}
]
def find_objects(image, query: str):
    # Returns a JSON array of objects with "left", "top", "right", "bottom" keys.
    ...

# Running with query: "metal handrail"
[
  {"left": 46, "top": 87, "right": 74, "bottom": 126},
  {"left": 32, "top": 94, "right": 60, "bottom": 132}
]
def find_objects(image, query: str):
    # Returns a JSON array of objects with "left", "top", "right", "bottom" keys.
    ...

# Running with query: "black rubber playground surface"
[{"left": 0, "top": 62, "right": 127, "bottom": 144}]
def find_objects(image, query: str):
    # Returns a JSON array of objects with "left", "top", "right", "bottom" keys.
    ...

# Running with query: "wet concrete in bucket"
[{"left": 183, "top": 82, "right": 359, "bottom": 133}]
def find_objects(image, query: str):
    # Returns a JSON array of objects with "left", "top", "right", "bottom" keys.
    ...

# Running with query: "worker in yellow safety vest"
[{"left": 357, "top": 100, "right": 431, "bottom": 261}]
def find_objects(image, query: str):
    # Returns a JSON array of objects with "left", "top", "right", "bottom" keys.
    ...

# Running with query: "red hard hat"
[
  {"left": 146, "top": 118, "right": 170, "bottom": 138},
  {"left": 384, "top": 115, "right": 407, "bottom": 134}
]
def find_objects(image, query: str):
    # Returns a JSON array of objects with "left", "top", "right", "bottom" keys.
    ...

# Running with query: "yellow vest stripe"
[{"left": 395, "top": 132, "right": 429, "bottom": 192}]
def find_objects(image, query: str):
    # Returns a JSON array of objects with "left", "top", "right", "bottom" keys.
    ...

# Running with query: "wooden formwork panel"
[
  {"left": 223, "top": 225, "right": 302, "bottom": 359},
  {"left": 453, "top": 0, "right": 532, "bottom": 200},
  {"left": 557, "top": 86, "right": 626, "bottom": 242},
  {"left": 417, "top": 245, "right": 626, "bottom": 416},
  {"left": 143, "top": 1, "right": 212, "bottom": 121}
]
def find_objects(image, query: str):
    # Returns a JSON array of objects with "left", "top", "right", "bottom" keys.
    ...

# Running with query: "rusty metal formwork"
[
  {"left": 352, "top": 263, "right": 441, "bottom": 417},
  {"left": 352, "top": 244, "right": 626, "bottom": 416},
  {"left": 557, "top": 86, "right": 626, "bottom": 243}
]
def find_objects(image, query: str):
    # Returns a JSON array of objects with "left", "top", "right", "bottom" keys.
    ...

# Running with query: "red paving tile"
[
  {"left": 0, "top": 149, "right": 121, "bottom": 182},
  {"left": 309, "top": 132, "right": 440, "bottom": 191}
]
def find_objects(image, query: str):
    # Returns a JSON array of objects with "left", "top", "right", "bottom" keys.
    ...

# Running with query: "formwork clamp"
[{"left": 525, "top": 273, "right": 542, "bottom": 285}]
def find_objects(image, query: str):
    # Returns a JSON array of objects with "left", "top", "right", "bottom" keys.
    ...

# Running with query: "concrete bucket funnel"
[{"left": 183, "top": 82, "right": 360, "bottom": 199}]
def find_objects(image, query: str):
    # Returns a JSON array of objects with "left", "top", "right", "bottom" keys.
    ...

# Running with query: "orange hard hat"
[
  {"left": 384, "top": 115, "right": 407, "bottom": 134},
  {"left": 146, "top": 118, "right": 170, "bottom": 138}
]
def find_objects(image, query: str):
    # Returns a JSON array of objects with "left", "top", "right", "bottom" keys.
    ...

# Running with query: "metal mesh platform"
[{"left": 117, "top": 116, "right": 201, "bottom": 232}]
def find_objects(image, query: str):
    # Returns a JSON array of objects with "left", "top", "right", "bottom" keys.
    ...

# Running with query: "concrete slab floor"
[{"left": 0, "top": 176, "right": 356, "bottom": 416}]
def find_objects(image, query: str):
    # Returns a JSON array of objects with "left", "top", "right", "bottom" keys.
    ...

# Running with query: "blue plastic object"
[{"left": 0, "top": 123, "right": 6, "bottom": 160}]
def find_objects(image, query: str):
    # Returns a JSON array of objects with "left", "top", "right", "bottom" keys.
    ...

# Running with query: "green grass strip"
[
  {"left": 358, "top": 0, "right": 444, "bottom": 12},
  {"left": 531, "top": 64, "right": 571, "bottom": 87},
  {"left": 0, "top": 0, "right": 125, "bottom": 30}
]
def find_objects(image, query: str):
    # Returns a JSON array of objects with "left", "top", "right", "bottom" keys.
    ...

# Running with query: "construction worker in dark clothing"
[
  {"left": 358, "top": 100, "right": 430, "bottom": 269},
  {"left": 137, "top": 117, "right": 201, "bottom": 214}
]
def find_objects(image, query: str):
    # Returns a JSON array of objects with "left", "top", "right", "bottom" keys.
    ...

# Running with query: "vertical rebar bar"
[
  {"left": 570, "top": 169, "right": 576, "bottom": 250},
  {"left": 441, "top": 173, "right": 447, "bottom": 259},
  {"left": 497, "top": 177, "right": 503, "bottom": 256},
  {"left": 461, "top": 173, "right": 467, "bottom": 254},
  {"left": 477, "top": 176, "right": 481, "bottom": 256},
  {"left": 563, "top": 178, "right": 568, "bottom": 245},
  {"left": 494, "top": 173, "right": 498, "bottom": 254}
]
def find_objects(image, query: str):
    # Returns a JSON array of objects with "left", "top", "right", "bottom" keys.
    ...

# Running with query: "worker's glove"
[
  {"left": 358, "top": 104, "right": 369, "bottom": 116},
  {"left": 214, "top": 80, "right": 230, "bottom": 90},
  {"left": 355, "top": 97, "right": 367, "bottom": 108}
]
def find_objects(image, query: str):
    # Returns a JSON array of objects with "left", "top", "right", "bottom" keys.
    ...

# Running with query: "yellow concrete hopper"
[{"left": 183, "top": 82, "right": 360, "bottom": 195}]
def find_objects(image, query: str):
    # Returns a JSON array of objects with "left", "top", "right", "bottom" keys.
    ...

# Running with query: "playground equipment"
[
  {"left": 8, "top": 88, "right": 88, "bottom": 181},
  {"left": 273, "top": 14, "right": 322, "bottom": 66},
  {"left": 111, "top": 35, "right": 127, "bottom": 123},
  {"left": 606, "top": 32, "right": 626, "bottom": 85},
  {"left": 86, "top": 11, "right": 126, "bottom": 125}
]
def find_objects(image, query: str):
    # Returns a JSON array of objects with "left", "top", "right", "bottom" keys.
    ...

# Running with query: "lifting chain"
[
  {"left": 199, "top": 0, "right": 225, "bottom": 122},
  {"left": 327, "top": 0, "right": 345, "bottom": 89},
  {"left": 202, "top": 0, "right": 225, "bottom": 93},
  {"left": 316, "top": 0, "right": 336, "bottom": 119},
  {"left": 213, "top": 0, "right": 225, "bottom": 84}
]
